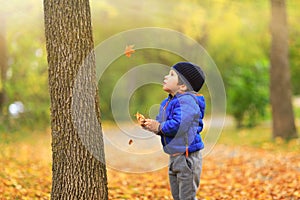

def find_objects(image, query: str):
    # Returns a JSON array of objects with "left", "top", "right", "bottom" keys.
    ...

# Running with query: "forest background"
[{"left": 1, "top": 0, "right": 300, "bottom": 130}]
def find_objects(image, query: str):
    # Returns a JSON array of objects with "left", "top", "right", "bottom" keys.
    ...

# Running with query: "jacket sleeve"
[
  {"left": 156, "top": 98, "right": 168, "bottom": 122},
  {"left": 160, "top": 95, "right": 199, "bottom": 137}
]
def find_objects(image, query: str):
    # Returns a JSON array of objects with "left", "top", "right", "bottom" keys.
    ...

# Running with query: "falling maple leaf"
[
  {"left": 128, "top": 139, "right": 133, "bottom": 145},
  {"left": 124, "top": 45, "right": 135, "bottom": 57}
]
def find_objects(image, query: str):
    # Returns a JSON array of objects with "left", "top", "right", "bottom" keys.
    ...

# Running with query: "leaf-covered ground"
[
  {"left": 108, "top": 145, "right": 300, "bottom": 200},
  {"left": 1, "top": 132, "right": 300, "bottom": 199}
]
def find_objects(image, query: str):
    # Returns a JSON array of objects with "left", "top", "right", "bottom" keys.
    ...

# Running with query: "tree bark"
[
  {"left": 270, "top": 0, "right": 298, "bottom": 139},
  {"left": 43, "top": 0, "right": 108, "bottom": 199}
]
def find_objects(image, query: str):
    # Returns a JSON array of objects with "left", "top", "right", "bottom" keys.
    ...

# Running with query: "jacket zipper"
[{"left": 162, "top": 96, "right": 172, "bottom": 146}]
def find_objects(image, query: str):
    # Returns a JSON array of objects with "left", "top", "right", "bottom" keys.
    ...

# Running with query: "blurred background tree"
[
  {"left": 227, "top": 61, "right": 269, "bottom": 128},
  {"left": 270, "top": 0, "right": 297, "bottom": 139}
]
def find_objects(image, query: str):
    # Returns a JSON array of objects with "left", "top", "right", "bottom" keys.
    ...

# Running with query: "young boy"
[{"left": 144, "top": 62, "right": 205, "bottom": 200}]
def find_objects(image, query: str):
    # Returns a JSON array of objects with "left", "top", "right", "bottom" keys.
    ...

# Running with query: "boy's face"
[{"left": 163, "top": 70, "right": 182, "bottom": 95}]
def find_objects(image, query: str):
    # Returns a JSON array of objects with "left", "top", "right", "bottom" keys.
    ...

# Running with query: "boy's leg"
[
  {"left": 189, "top": 151, "right": 202, "bottom": 199},
  {"left": 169, "top": 151, "right": 202, "bottom": 200},
  {"left": 169, "top": 156, "right": 180, "bottom": 200}
]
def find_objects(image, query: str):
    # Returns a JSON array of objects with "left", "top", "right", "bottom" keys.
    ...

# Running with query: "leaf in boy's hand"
[
  {"left": 124, "top": 45, "right": 135, "bottom": 57},
  {"left": 135, "top": 112, "right": 145, "bottom": 126}
]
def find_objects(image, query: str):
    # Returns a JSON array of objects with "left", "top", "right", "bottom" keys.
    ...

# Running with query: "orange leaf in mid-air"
[
  {"left": 128, "top": 139, "right": 133, "bottom": 145},
  {"left": 124, "top": 45, "right": 135, "bottom": 57},
  {"left": 135, "top": 112, "right": 145, "bottom": 126}
]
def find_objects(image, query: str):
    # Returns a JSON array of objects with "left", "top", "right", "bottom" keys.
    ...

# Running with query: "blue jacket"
[{"left": 156, "top": 92, "right": 205, "bottom": 155}]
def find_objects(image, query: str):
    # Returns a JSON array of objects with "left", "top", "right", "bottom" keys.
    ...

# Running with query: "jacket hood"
[{"left": 175, "top": 92, "right": 205, "bottom": 119}]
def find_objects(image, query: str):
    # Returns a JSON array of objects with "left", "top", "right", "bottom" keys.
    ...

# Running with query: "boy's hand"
[{"left": 144, "top": 119, "right": 160, "bottom": 134}]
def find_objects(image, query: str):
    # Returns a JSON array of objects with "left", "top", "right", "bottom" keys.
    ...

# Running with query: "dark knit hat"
[{"left": 172, "top": 62, "right": 205, "bottom": 92}]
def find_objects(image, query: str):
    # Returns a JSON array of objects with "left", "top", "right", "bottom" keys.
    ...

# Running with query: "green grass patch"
[
  {"left": 0, "top": 126, "right": 51, "bottom": 146},
  {"left": 216, "top": 124, "right": 300, "bottom": 153}
]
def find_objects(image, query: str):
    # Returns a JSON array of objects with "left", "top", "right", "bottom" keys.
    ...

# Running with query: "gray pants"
[{"left": 168, "top": 151, "right": 202, "bottom": 200}]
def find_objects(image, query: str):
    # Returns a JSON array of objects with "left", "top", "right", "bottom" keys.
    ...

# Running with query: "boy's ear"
[{"left": 179, "top": 84, "right": 188, "bottom": 91}]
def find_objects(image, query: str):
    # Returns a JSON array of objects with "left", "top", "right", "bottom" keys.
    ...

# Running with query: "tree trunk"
[
  {"left": 270, "top": 0, "right": 298, "bottom": 139},
  {"left": 43, "top": 0, "right": 108, "bottom": 199}
]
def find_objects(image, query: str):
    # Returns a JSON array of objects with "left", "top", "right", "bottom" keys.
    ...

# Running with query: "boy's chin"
[
  {"left": 162, "top": 87, "right": 170, "bottom": 93},
  {"left": 163, "top": 88, "right": 174, "bottom": 95}
]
